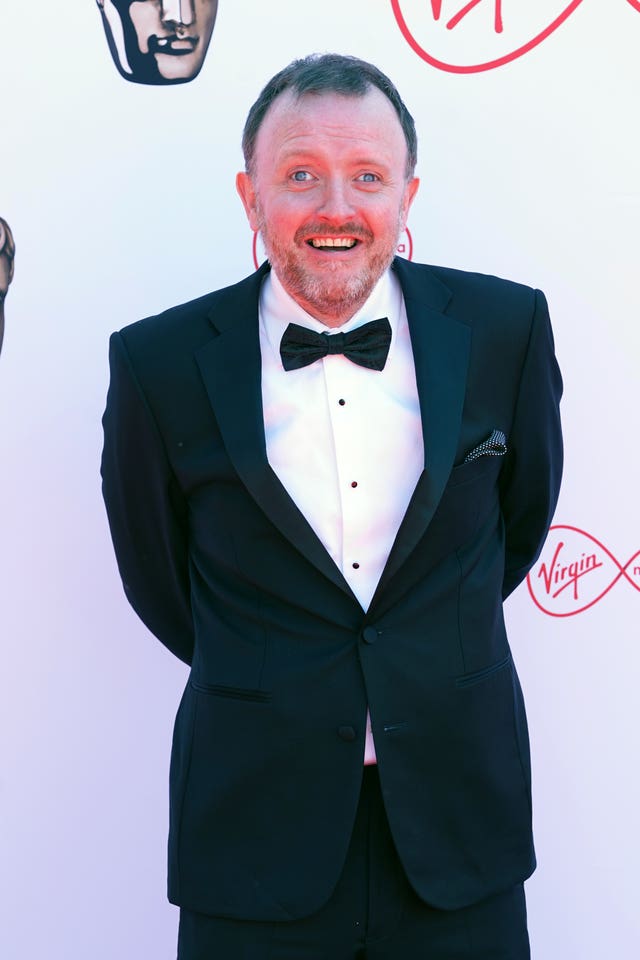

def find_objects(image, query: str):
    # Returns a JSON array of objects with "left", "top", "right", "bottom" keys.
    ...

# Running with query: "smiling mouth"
[
  {"left": 307, "top": 238, "right": 359, "bottom": 250},
  {"left": 149, "top": 35, "right": 199, "bottom": 55}
]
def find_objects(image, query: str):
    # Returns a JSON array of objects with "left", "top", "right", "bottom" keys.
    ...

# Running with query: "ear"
[
  {"left": 400, "top": 177, "right": 420, "bottom": 231},
  {"left": 236, "top": 172, "right": 260, "bottom": 232}
]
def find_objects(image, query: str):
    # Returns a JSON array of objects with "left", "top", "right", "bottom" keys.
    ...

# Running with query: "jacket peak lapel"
[
  {"left": 195, "top": 267, "right": 356, "bottom": 601},
  {"left": 373, "top": 260, "right": 471, "bottom": 599}
]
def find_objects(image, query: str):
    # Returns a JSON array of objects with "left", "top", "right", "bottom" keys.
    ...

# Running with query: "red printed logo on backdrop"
[
  {"left": 251, "top": 227, "right": 414, "bottom": 270},
  {"left": 252, "top": 230, "right": 267, "bottom": 270},
  {"left": 527, "top": 526, "right": 640, "bottom": 617},
  {"left": 391, "top": 1, "right": 640, "bottom": 74},
  {"left": 396, "top": 227, "right": 414, "bottom": 261}
]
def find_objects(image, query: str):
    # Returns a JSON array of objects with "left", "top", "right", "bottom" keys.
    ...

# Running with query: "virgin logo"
[
  {"left": 391, "top": 1, "right": 640, "bottom": 74},
  {"left": 251, "top": 227, "right": 414, "bottom": 270},
  {"left": 527, "top": 525, "right": 640, "bottom": 617}
]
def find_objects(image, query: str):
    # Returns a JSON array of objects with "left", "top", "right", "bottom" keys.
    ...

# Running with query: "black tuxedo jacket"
[{"left": 101, "top": 257, "right": 562, "bottom": 920}]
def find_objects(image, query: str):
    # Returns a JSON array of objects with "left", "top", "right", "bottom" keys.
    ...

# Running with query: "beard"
[{"left": 256, "top": 205, "right": 402, "bottom": 322}]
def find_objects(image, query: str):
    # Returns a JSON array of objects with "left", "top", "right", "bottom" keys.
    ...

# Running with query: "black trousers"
[{"left": 177, "top": 766, "right": 530, "bottom": 959}]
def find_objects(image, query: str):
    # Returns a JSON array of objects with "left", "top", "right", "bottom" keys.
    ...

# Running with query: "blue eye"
[
  {"left": 357, "top": 173, "right": 378, "bottom": 182},
  {"left": 291, "top": 171, "right": 313, "bottom": 182}
]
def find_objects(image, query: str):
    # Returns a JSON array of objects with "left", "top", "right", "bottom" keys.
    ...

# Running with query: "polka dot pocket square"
[{"left": 463, "top": 429, "right": 508, "bottom": 463}]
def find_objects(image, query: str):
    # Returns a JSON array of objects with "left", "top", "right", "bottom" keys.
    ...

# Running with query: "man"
[
  {"left": 96, "top": 0, "right": 218, "bottom": 85},
  {"left": 101, "top": 54, "right": 562, "bottom": 958},
  {"left": 0, "top": 216, "right": 16, "bottom": 355}
]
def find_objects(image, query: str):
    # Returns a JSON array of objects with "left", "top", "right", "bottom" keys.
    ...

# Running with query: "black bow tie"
[{"left": 280, "top": 317, "right": 392, "bottom": 372}]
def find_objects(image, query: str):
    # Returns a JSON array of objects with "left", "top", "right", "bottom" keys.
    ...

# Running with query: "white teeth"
[{"left": 310, "top": 238, "right": 356, "bottom": 249}]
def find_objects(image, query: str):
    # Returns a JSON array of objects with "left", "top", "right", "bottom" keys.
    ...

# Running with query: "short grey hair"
[{"left": 242, "top": 54, "right": 418, "bottom": 179}]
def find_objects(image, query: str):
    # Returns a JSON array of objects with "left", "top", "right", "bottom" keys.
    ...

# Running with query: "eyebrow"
[{"left": 276, "top": 148, "right": 392, "bottom": 169}]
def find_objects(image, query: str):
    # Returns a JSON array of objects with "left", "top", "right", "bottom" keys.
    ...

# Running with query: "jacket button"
[
  {"left": 337, "top": 726, "right": 357, "bottom": 742},
  {"left": 362, "top": 626, "right": 378, "bottom": 645}
]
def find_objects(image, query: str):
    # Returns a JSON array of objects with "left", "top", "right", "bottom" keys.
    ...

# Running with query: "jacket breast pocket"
[
  {"left": 426, "top": 454, "right": 503, "bottom": 551},
  {"left": 447, "top": 451, "right": 504, "bottom": 489}
]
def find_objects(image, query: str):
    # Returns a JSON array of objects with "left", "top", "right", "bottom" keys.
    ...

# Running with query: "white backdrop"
[{"left": 1, "top": 1, "right": 639, "bottom": 957}]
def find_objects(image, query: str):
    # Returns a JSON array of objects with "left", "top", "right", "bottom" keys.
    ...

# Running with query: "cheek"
[
  {"left": 261, "top": 197, "right": 309, "bottom": 235},
  {"left": 368, "top": 205, "right": 406, "bottom": 241}
]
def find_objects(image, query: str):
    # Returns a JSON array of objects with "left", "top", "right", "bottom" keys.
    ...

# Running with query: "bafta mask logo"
[
  {"left": 96, "top": 1, "right": 219, "bottom": 85},
  {"left": 0, "top": 217, "right": 16, "bottom": 356}
]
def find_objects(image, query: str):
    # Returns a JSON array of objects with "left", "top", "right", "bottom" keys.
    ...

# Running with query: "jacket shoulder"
[
  {"left": 408, "top": 259, "right": 538, "bottom": 303},
  {"left": 114, "top": 266, "right": 265, "bottom": 361},
  {"left": 398, "top": 259, "right": 544, "bottom": 344},
  {"left": 106, "top": 267, "right": 265, "bottom": 405}
]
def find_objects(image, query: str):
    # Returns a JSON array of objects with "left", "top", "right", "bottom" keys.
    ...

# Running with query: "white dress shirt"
[{"left": 259, "top": 267, "right": 424, "bottom": 763}]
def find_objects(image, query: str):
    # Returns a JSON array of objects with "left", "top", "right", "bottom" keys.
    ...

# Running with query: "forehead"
[{"left": 254, "top": 88, "right": 407, "bottom": 166}]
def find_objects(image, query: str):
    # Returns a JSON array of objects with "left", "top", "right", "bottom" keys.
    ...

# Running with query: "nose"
[
  {"left": 317, "top": 177, "right": 356, "bottom": 221},
  {"left": 160, "top": 1, "right": 195, "bottom": 27}
]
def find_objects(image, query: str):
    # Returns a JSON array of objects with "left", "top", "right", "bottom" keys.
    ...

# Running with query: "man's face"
[
  {"left": 237, "top": 89, "right": 419, "bottom": 327},
  {"left": 98, "top": 0, "right": 218, "bottom": 84}
]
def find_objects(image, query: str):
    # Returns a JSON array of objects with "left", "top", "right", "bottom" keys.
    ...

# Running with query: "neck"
[{"left": 282, "top": 280, "right": 383, "bottom": 329}]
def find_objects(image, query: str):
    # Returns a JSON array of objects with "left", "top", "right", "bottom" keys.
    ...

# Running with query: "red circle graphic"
[
  {"left": 390, "top": 0, "right": 587, "bottom": 74},
  {"left": 397, "top": 226, "right": 414, "bottom": 261},
  {"left": 252, "top": 230, "right": 261, "bottom": 271},
  {"left": 527, "top": 525, "right": 640, "bottom": 617}
]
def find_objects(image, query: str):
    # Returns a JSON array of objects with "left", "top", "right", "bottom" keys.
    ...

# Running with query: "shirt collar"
[{"left": 260, "top": 266, "right": 403, "bottom": 361}]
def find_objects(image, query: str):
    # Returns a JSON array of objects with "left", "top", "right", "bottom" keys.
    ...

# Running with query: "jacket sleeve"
[
  {"left": 500, "top": 289, "right": 563, "bottom": 599},
  {"left": 101, "top": 331, "right": 194, "bottom": 664}
]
